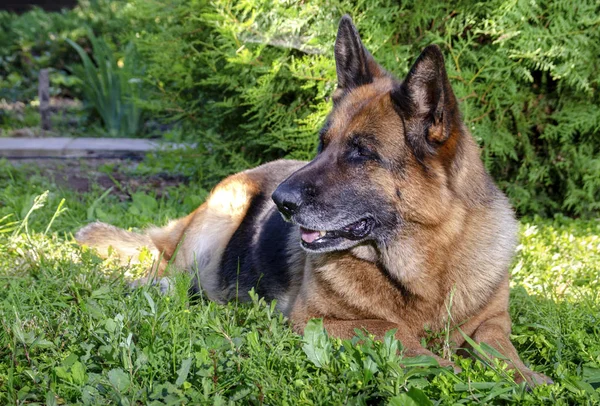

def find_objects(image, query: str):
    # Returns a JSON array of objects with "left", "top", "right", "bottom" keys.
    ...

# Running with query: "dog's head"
[{"left": 272, "top": 16, "right": 467, "bottom": 253}]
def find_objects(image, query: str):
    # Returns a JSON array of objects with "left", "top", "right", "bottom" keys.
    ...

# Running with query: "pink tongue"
[{"left": 300, "top": 228, "right": 320, "bottom": 243}]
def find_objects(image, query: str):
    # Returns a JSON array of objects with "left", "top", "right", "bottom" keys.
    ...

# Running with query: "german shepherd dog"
[{"left": 77, "top": 16, "right": 552, "bottom": 386}]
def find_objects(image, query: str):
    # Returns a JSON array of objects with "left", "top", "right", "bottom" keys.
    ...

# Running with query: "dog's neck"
[
  {"left": 349, "top": 229, "right": 455, "bottom": 299},
  {"left": 381, "top": 213, "right": 465, "bottom": 291},
  {"left": 348, "top": 131, "right": 513, "bottom": 308},
  {"left": 376, "top": 138, "right": 499, "bottom": 296},
  {"left": 375, "top": 196, "right": 515, "bottom": 323}
]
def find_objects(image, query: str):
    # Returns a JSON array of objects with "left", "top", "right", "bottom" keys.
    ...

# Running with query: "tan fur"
[{"left": 76, "top": 222, "right": 160, "bottom": 267}]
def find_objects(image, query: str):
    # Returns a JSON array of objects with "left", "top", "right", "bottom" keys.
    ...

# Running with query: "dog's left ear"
[
  {"left": 391, "top": 45, "right": 459, "bottom": 160},
  {"left": 334, "top": 16, "right": 384, "bottom": 98}
]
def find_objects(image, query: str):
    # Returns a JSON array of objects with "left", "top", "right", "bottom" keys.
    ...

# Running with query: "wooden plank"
[{"left": 0, "top": 137, "right": 188, "bottom": 159}]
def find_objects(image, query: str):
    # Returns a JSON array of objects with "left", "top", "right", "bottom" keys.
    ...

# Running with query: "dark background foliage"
[{"left": 1, "top": 0, "right": 599, "bottom": 217}]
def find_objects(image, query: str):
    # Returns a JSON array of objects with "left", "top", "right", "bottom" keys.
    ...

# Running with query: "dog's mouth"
[{"left": 299, "top": 218, "right": 374, "bottom": 251}]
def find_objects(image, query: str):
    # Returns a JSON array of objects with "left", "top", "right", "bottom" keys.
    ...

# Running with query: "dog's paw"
[
  {"left": 129, "top": 277, "right": 173, "bottom": 295},
  {"left": 157, "top": 277, "right": 174, "bottom": 294},
  {"left": 434, "top": 357, "right": 462, "bottom": 374},
  {"left": 515, "top": 370, "right": 554, "bottom": 388}
]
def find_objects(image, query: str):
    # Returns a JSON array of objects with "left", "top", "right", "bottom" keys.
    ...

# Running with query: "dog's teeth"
[{"left": 319, "top": 231, "right": 327, "bottom": 237}]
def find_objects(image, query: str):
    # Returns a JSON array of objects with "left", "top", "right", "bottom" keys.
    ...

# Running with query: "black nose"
[{"left": 272, "top": 182, "right": 303, "bottom": 220}]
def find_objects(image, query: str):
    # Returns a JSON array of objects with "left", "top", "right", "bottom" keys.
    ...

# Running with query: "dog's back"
[{"left": 76, "top": 160, "right": 307, "bottom": 314}]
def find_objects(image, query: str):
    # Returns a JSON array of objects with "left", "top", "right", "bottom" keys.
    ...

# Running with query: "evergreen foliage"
[
  {"left": 0, "top": 0, "right": 598, "bottom": 216},
  {"left": 124, "top": 0, "right": 600, "bottom": 216}
]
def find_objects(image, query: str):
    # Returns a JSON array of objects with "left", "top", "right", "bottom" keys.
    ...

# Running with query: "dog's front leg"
[
  {"left": 320, "top": 318, "right": 457, "bottom": 370},
  {"left": 470, "top": 311, "right": 553, "bottom": 387}
]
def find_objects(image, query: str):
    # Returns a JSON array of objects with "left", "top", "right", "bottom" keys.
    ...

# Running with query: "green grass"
[{"left": 0, "top": 158, "right": 599, "bottom": 405}]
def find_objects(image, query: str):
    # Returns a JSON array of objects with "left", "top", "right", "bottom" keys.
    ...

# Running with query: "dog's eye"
[
  {"left": 346, "top": 133, "right": 380, "bottom": 163},
  {"left": 317, "top": 121, "right": 331, "bottom": 154},
  {"left": 317, "top": 136, "right": 329, "bottom": 154},
  {"left": 348, "top": 143, "right": 377, "bottom": 162}
]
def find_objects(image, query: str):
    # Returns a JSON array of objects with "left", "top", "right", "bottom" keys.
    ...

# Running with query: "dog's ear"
[
  {"left": 391, "top": 45, "right": 459, "bottom": 161},
  {"left": 334, "top": 16, "right": 383, "bottom": 97}
]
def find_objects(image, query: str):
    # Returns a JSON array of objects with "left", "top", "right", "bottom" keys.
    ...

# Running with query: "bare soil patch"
[{"left": 9, "top": 158, "right": 189, "bottom": 200}]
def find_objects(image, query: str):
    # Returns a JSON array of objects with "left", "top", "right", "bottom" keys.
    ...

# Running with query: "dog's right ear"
[{"left": 334, "top": 16, "right": 383, "bottom": 100}]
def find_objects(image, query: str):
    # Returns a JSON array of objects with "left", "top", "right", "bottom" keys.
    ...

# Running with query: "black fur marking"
[
  {"left": 219, "top": 193, "right": 294, "bottom": 301},
  {"left": 253, "top": 207, "right": 296, "bottom": 297}
]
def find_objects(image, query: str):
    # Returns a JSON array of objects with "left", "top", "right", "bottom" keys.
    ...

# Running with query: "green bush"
[
  {"left": 68, "top": 30, "right": 144, "bottom": 137},
  {"left": 0, "top": 0, "right": 132, "bottom": 102},
  {"left": 124, "top": 0, "right": 599, "bottom": 217}
]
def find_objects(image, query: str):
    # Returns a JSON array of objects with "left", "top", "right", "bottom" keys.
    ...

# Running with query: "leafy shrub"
[
  {"left": 125, "top": 0, "right": 600, "bottom": 217},
  {"left": 0, "top": 0, "right": 132, "bottom": 102},
  {"left": 0, "top": 8, "right": 78, "bottom": 100},
  {"left": 68, "top": 30, "right": 144, "bottom": 137}
]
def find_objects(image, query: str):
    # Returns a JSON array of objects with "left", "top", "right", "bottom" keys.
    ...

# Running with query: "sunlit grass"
[{"left": 1, "top": 161, "right": 599, "bottom": 404}]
